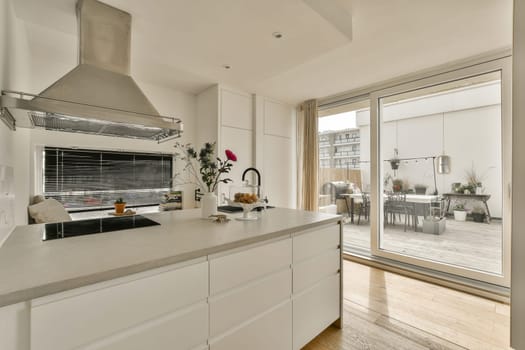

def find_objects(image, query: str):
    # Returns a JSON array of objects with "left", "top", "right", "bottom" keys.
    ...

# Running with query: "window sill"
[{"left": 69, "top": 206, "right": 161, "bottom": 221}]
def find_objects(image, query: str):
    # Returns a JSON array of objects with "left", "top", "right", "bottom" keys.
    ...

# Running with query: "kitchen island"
[{"left": 0, "top": 208, "right": 342, "bottom": 350}]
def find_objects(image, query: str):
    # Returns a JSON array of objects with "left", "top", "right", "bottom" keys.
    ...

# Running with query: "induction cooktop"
[{"left": 42, "top": 215, "right": 160, "bottom": 241}]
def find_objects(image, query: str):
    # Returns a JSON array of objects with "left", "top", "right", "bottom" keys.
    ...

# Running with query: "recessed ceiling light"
[
  {"left": 272, "top": 32, "right": 283, "bottom": 39},
  {"left": 223, "top": 64, "right": 231, "bottom": 69}
]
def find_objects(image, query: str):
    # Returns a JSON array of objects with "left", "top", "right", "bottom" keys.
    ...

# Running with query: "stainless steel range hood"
[{"left": 0, "top": 0, "right": 183, "bottom": 142}]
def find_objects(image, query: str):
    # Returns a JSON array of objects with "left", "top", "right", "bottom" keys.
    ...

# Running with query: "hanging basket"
[{"left": 390, "top": 159, "right": 400, "bottom": 170}]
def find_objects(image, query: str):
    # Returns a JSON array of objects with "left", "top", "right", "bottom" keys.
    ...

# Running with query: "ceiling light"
[{"left": 272, "top": 32, "right": 283, "bottom": 39}]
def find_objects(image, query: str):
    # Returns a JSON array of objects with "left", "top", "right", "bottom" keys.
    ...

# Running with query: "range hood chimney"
[{"left": 0, "top": 0, "right": 183, "bottom": 142}]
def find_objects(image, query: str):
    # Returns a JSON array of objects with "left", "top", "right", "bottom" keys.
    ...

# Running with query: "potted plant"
[
  {"left": 451, "top": 183, "right": 462, "bottom": 193},
  {"left": 471, "top": 206, "right": 486, "bottom": 223},
  {"left": 114, "top": 198, "right": 126, "bottom": 214},
  {"left": 453, "top": 203, "right": 467, "bottom": 221},
  {"left": 392, "top": 179, "right": 403, "bottom": 192},
  {"left": 173, "top": 142, "right": 237, "bottom": 218},
  {"left": 465, "top": 165, "right": 487, "bottom": 195},
  {"left": 463, "top": 183, "right": 476, "bottom": 194},
  {"left": 414, "top": 184, "right": 427, "bottom": 195},
  {"left": 389, "top": 148, "right": 400, "bottom": 172}
]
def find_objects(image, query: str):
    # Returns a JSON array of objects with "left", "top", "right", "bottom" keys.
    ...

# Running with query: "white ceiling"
[{"left": 12, "top": 0, "right": 513, "bottom": 105}]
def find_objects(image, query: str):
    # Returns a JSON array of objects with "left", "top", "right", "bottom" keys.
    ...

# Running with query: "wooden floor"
[
  {"left": 305, "top": 261, "right": 510, "bottom": 350},
  {"left": 304, "top": 260, "right": 510, "bottom": 350},
  {"left": 343, "top": 218, "right": 503, "bottom": 274}
]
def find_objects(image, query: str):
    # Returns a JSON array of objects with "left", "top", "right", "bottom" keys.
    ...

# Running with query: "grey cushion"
[{"left": 28, "top": 198, "right": 72, "bottom": 224}]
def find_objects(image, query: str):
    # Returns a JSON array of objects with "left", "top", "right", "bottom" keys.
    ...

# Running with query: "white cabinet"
[
  {"left": 210, "top": 301, "right": 292, "bottom": 350},
  {"left": 209, "top": 237, "right": 293, "bottom": 345},
  {"left": 293, "top": 249, "right": 340, "bottom": 294},
  {"left": 31, "top": 259, "right": 209, "bottom": 350},
  {"left": 0, "top": 302, "right": 30, "bottom": 350},
  {"left": 197, "top": 87, "right": 296, "bottom": 207},
  {"left": 209, "top": 268, "right": 291, "bottom": 338},
  {"left": 92, "top": 302, "right": 209, "bottom": 350},
  {"left": 220, "top": 89, "right": 253, "bottom": 130},
  {"left": 209, "top": 237, "right": 292, "bottom": 294},
  {"left": 262, "top": 135, "right": 294, "bottom": 208},
  {"left": 197, "top": 85, "right": 254, "bottom": 200},
  {"left": 209, "top": 223, "right": 341, "bottom": 350},
  {"left": 255, "top": 96, "right": 296, "bottom": 208},
  {"left": 293, "top": 274, "right": 340, "bottom": 350},
  {"left": 292, "top": 224, "right": 342, "bottom": 350},
  {"left": 219, "top": 88, "right": 254, "bottom": 193},
  {"left": 293, "top": 224, "right": 340, "bottom": 263},
  {"left": 18, "top": 222, "right": 341, "bottom": 350}
]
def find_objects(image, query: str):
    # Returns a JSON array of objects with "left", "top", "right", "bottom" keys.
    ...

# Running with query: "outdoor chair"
[
  {"left": 356, "top": 193, "right": 370, "bottom": 225},
  {"left": 384, "top": 192, "right": 416, "bottom": 232}
]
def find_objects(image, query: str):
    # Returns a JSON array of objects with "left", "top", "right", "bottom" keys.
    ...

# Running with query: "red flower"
[{"left": 225, "top": 149, "right": 237, "bottom": 162}]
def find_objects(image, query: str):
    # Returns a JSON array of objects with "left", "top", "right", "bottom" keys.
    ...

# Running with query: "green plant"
[
  {"left": 465, "top": 164, "right": 491, "bottom": 188},
  {"left": 463, "top": 183, "right": 476, "bottom": 194},
  {"left": 453, "top": 203, "right": 466, "bottom": 211},
  {"left": 173, "top": 142, "right": 237, "bottom": 193},
  {"left": 471, "top": 206, "right": 486, "bottom": 222},
  {"left": 392, "top": 179, "right": 403, "bottom": 186},
  {"left": 114, "top": 197, "right": 125, "bottom": 204},
  {"left": 451, "top": 182, "right": 462, "bottom": 193},
  {"left": 392, "top": 179, "right": 403, "bottom": 192}
]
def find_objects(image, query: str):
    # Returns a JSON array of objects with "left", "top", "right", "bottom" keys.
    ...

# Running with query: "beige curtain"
[{"left": 297, "top": 99, "right": 319, "bottom": 211}]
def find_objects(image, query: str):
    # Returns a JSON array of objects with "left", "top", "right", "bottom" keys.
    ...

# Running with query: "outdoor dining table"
[{"left": 341, "top": 193, "right": 440, "bottom": 225}]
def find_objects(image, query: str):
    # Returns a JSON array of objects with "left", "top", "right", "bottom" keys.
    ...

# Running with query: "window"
[{"left": 43, "top": 147, "right": 173, "bottom": 210}]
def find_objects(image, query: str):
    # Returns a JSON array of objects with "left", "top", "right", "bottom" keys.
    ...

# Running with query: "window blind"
[{"left": 43, "top": 147, "right": 173, "bottom": 210}]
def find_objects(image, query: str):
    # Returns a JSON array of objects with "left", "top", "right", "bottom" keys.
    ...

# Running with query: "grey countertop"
[{"left": 0, "top": 208, "right": 340, "bottom": 307}]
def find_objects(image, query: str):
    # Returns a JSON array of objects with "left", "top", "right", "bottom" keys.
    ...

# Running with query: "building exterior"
[{"left": 319, "top": 128, "right": 361, "bottom": 169}]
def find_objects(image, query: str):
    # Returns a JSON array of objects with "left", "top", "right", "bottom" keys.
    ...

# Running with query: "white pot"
[
  {"left": 201, "top": 192, "right": 217, "bottom": 219},
  {"left": 453, "top": 210, "right": 467, "bottom": 221}
]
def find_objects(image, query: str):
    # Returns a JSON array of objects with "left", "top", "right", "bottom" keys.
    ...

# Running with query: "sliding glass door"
[
  {"left": 317, "top": 100, "right": 371, "bottom": 253},
  {"left": 370, "top": 58, "right": 511, "bottom": 286}
]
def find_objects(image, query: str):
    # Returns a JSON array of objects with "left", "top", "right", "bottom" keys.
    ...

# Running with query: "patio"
[{"left": 343, "top": 218, "right": 503, "bottom": 275}]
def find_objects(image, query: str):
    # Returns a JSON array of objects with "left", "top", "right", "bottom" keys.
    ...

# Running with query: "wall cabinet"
[
  {"left": 1, "top": 223, "right": 341, "bottom": 350},
  {"left": 255, "top": 96, "right": 296, "bottom": 208},
  {"left": 197, "top": 85, "right": 254, "bottom": 200},
  {"left": 197, "top": 86, "right": 296, "bottom": 207}
]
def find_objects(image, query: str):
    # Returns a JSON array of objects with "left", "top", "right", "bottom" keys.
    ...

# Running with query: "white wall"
[
  {"left": 1, "top": 0, "right": 199, "bottom": 225},
  {"left": 512, "top": 1, "right": 525, "bottom": 348},
  {"left": 357, "top": 83, "right": 503, "bottom": 217},
  {"left": 0, "top": 0, "right": 16, "bottom": 244}
]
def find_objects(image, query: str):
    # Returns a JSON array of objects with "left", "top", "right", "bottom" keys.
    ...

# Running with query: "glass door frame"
[{"left": 369, "top": 57, "right": 512, "bottom": 287}]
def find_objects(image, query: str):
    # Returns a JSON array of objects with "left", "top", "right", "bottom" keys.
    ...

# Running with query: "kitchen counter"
[{"left": 0, "top": 208, "right": 340, "bottom": 307}]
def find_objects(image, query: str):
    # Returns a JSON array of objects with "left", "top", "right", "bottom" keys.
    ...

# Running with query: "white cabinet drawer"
[
  {"left": 210, "top": 268, "right": 291, "bottom": 338},
  {"left": 293, "top": 224, "right": 339, "bottom": 263},
  {"left": 293, "top": 274, "right": 340, "bottom": 350},
  {"left": 210, "top": 238, "right": 292, "bottom": 295},
  {"left": 92, "top": 302, "right": 208, "bottom": 350},
  {"left": 220, "top": 88, "right": 253, "bottom": 130},
  {"left": 293, "top": 249, "right": 340, "bottom": 293},
  {"left": 210, "top": 301, "right": 292, "bottom": 350},
  {"left": 31, "top": 261, "right": 208, "bottom": 350}
]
